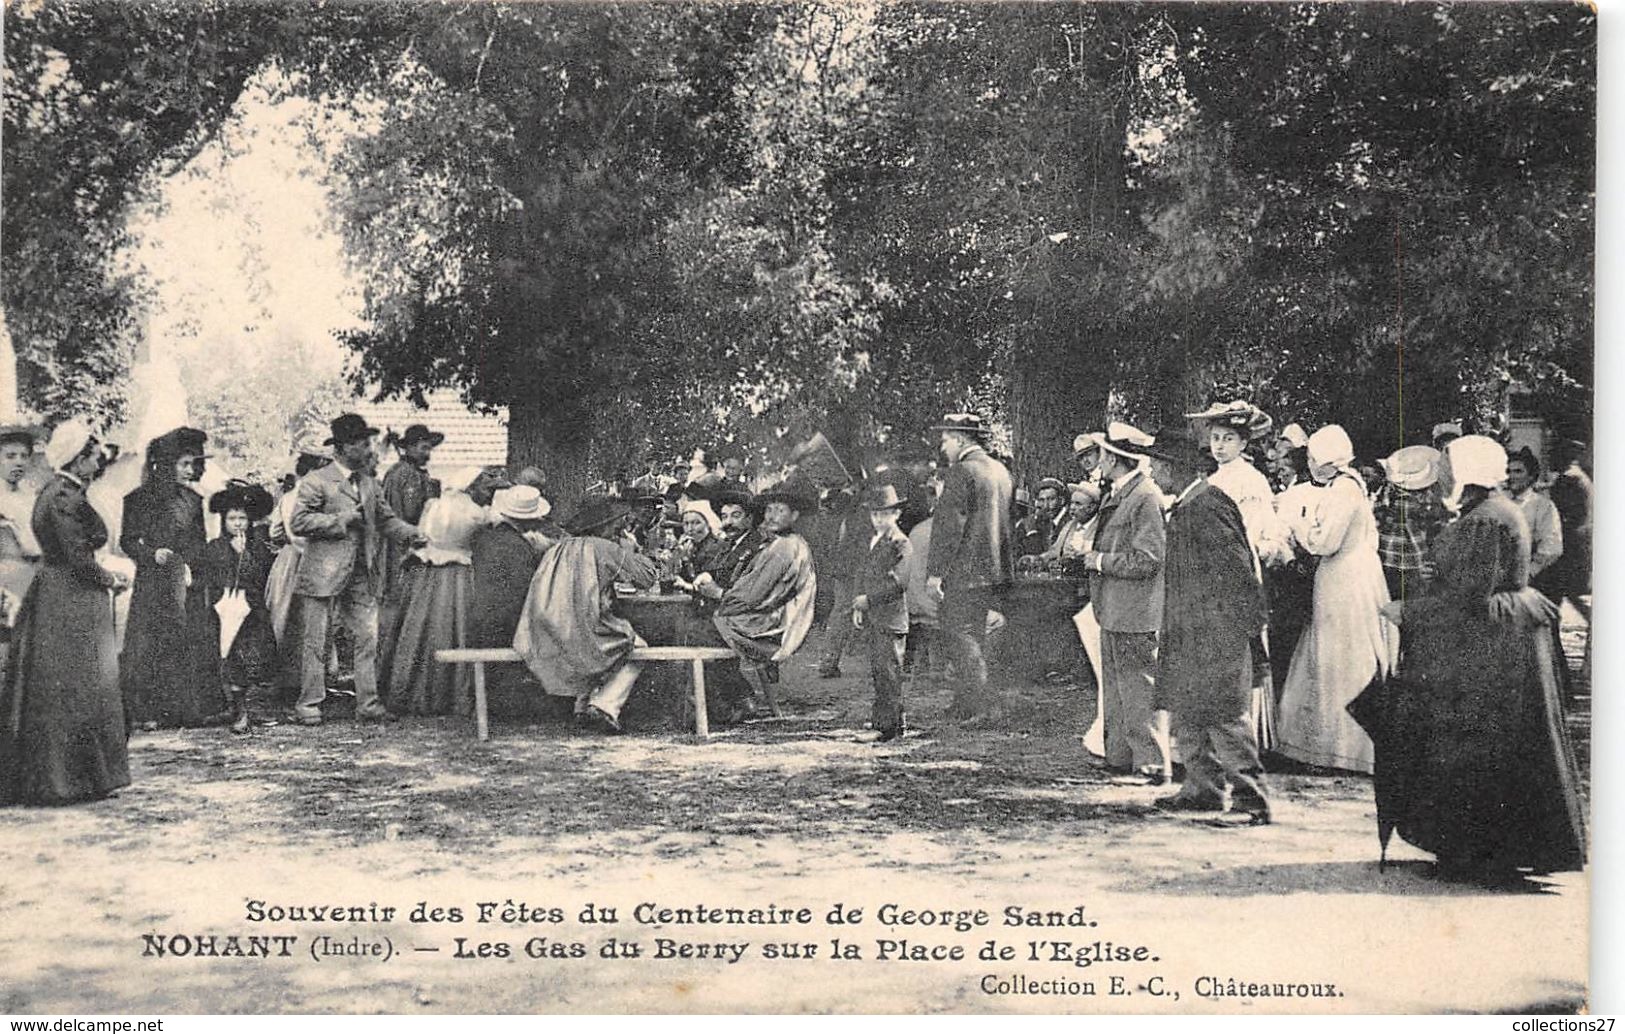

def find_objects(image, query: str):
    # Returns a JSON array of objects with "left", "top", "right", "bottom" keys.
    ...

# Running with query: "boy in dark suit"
[{"left": 852, "top": 484, "right": 912, "bottom": 742}]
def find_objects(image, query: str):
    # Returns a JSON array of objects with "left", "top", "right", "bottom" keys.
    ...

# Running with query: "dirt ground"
[{"left": 0, "top": 618, "right": 1592, "bottom": 1016}]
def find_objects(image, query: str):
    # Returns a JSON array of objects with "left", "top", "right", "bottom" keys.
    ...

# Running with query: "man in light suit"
[
  {"left": 925, "top": 413, "right": 1014, "bottom": 720},
  {"left": 290, "top": 413, "right": 426, "bottom": 726},
  {"left": 1079, "top": 422, "right": 1169, "bottom": 782}
]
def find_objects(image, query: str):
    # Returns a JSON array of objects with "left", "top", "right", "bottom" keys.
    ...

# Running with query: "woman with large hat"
[
  {"left": 119, "top": 426, "right": 231, "bottom": 729},
  {"left": 1274, "top": 425, "right": 1397, "bottom": 773},
  {"left": 203, "top": 481, "right": 278, "bottom": 733},
  {"left": 1185, "top": 400, "right": 1280, "bottom": 561},
  {"left": 0, "top": 422, "right": 131, "bottom": 804}
]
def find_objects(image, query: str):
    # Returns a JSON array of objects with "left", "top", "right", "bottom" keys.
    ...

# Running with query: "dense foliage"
[{"left": 2, "top": 1, "right": 1594, "bottom": 492}]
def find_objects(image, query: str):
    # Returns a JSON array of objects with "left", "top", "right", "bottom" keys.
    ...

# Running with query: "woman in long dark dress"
[
  {"left": 1385, "top": 436, "right": 1587, "bottom": 879},
  {"left": 0, "top": 422, "right": 131, "bottom": 805},
  {"left": 204, "top": 482, "right": 278, "bottom": 734},
  {"left": 120, "top": 427, "right": 227, "bottom": 729}
]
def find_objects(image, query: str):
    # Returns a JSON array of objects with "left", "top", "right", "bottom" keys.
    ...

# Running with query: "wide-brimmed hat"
[
  {"left": 395, "top": 423, "right": 445, "bottom": 449},
  {"left": 209, "top": 481, "right": 275, "bottom": 521},
  {"left": 710, "top": 488, "right": 760, "bottom": 515},
  {"left": 0, "top": 424, "right": 43, "bottom": 449},
  {"left": 1141, "top": 424, "right": 1209, "bottom": 469},
  {"left": 491, "top": 485, "right": 551, "bottom": 522},
  {"left": 1097, "top": 421, "right": 1155, "bottom": 461},
  {"left": 1379, "top": 445, "right": 1440, "bottom": 492},
  {"left": 44, "top": 420, "right": 95, "bottom": 470},
  {"left": 1072, "top": 432, "right": 1102, "bottom": 457},
  {"left": 564, "top": 495, "right": 632, "bottom": 536},
  {"left": 149, "top": 426, "right": 210, "bottom": 462},
  {"left": 325, "top": 413, "right": 380, "bottom": 446},
  {"left": 931, "top": 413, "right": 992, "bottom": 437},
  {"left": 1068, "top": 480, "right": 1103, "bottom": 502},
  {"left": 757, "top": 482, "right": 815, "bottom": 512},
  {"left": 862, "top": 483, "right": 904, "bottom": 511},
  {"left": 1185, "top": 400, "right": 1274, "bottom": 441}
]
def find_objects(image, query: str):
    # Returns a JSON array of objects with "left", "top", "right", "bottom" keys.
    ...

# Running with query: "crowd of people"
[{"left": 0, "top": 399, "right": 1592, "bottom": 884}]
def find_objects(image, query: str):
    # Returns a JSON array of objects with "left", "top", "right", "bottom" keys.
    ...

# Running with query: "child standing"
[{"left": 851, "top": 484, "right": 912, "bottom": 742}]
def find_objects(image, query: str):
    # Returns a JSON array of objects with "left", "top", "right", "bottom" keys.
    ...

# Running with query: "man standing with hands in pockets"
[
  {"left": 290, "top": 413, "right": 427, "bottom": 726},
  {"left": 925, "top": 413, "right": 1014, "bottom": 721}
]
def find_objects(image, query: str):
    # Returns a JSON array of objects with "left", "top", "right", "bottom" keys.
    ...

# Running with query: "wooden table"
[
  {"left": 995, "top": 572, "right": 1091, "bottom": 684},
  {"left": 614, "top": 591, "right": 727, "bottom": 729}
]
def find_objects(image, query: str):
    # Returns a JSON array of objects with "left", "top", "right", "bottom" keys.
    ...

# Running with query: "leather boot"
[{"left": 228, "top": 686, "right": 250, "bottom": 735}]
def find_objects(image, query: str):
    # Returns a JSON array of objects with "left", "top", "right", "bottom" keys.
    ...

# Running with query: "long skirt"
[
  {"left": 0, "top": 566, "right": 129, "bottom": 805},
  {"left": 1275, "top": 552, "right": 1395, "bottom": 773},
  {"left": 383, "top": 563, "right": 473, "bottom": 716},
  {"left": 121, "top": 564, "right": 226, "bottom": 727},
  {"left": 223, "top": 608, "right": 278, "bottom": 688},
  {"left": 266, "top": 544, "right": 304, "bottom": 691}
]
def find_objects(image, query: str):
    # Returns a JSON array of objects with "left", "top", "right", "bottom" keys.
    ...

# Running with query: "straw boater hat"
[
  {"left": 1072, "top": 432, "right": 1103, "bottom": 457},
  {"left": 44, "top": 420, "right": 95, "bottom": 470},
  {"left": 1379, "top": 445, "right": 1441, "bottom": 492},
  {"left": 1184, "top": 400, "right": 1274, "bottom": 442},
  {"left": 931, "top": 413, "right": 992, "bottom": 437},
  {"left": 491, "top": 485, "right": 551, "bottom": 522},
  {"left": 1096, "top": 421, "right": 1155, "bottom": 461}
]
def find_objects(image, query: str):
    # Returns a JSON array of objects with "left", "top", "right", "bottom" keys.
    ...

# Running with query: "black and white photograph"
[{"left": 0, "top": 0, "right": 1599, "bottom": 1016}]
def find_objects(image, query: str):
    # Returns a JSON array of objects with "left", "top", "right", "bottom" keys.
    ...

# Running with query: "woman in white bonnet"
[
  {"left": 1377, "top": 436, "right": 1585, "bottom": 880},
  {"left": 1273, "top": 424, "right": 1397, "bottom": 774}
]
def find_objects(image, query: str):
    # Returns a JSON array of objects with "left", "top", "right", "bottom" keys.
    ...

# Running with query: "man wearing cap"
[
  {"left": 707, "top": 484, "right": 818, "bottom": 716},
  {"left": 290, "top": 413, "right": 428, "bottom": 725},
  {"left": 513, "top": 496, "right": 660, "bottom": 733},
  {"left": 1143, "top": 425, "right": 1271, "bottom": 824},
  {"left": 925, "top": 414, "right": 1014, "bottom": 719},
  {"left": 851, "top": 484, "right": 912, "bottom": 741},
  {"left": 1078, "top": 421, "right": 1169, "bottom": 780},
  {"left": 1073, "top": 432, "right": 1105, "bottom": 487}
]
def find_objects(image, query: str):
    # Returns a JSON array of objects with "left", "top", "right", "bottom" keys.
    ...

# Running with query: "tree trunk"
[
  {"left": 1009, "top": 317, "right": 1114, "bottom": 489},
  {"left": 506, "top": 394, "right": 592, "bottom": 513}
]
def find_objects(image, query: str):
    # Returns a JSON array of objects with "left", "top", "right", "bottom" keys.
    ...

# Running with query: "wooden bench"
[{"left": 434, "top": 646, "right": 739, "bottom": 740}]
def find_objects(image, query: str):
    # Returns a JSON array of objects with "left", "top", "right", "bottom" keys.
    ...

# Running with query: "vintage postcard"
[{"left": 0, "top": 0, "right": 1596, "bottom": 1015}]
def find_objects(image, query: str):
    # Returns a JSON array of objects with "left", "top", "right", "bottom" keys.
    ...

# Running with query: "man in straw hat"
[
  {"left": 470, "top": 485, "right": 562, "bottom": 719},
  {"left": 1077, "top": 421, "right": 1169, "bottom": 782},
  {"left": 288, "top": 413, "right": 428, "bottom": 726},
  {"left": 706, "top": 481, "right": 818, "bottom": 717},
  {"left": 513, "top": 495, "right": 660, "bottom": 733},
  {"left": 851, "top": 483, "right": 912, "bottom": 742},
  {"left": 924, "top": 413, "right": 1014, "bottom": 720},
  {"left": 1374, "top": 444, "right": 1446, "bottom": 602},
  {"left": 1142, "top": 424, "right": 1272, "bottom": 825}
]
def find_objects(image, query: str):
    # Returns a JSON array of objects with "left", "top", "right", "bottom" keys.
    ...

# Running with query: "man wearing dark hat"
[
  {"left": 379, "top": 424, "right": 444, "bottom": 674},
  {"left": 289, "top": 413, "right": 428, "bottom": 726},
  {"left": 852, "top": 483, "right": 912, "bottom": 741},
  {"left": 1143, "top": 425, "right": 1271, "bottom": 825},
  {"left": 924, "top": 413, "right": 1014, "bottom": 719},
  {"left": 512, "top": 495, "right": 660, "bottom": 733},
  {"left": 1078, "top": 421, "right": 1168, "bottom": 780},
  {"left": 706, "top": 488, "right": 768, "bottom": 590},
  {"left": 708, "top": 484, "right": 818, "bottom": 716}
]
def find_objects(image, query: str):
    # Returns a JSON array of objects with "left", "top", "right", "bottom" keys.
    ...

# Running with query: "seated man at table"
[
  {"left": 512, "top": 495, "right": 659, "bottom": 734},
  {"left": 1024, "top": 483, "right": 1102, "bottom": 576},
  {"left": 471, "top": 485, "right": 561, "bottom": 719},
  {"left": 704, "top": 486, "right": 817, "bottom": 717}
]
